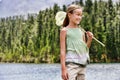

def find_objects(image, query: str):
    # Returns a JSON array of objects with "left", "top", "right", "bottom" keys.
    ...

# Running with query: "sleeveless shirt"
[{"left": 65, "top": 27, "right": 90, "bottom": 65}]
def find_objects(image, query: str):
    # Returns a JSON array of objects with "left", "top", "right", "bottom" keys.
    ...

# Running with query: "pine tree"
[
  {"left": 79, "top": 0, "right": 84, "bottom": 6},
  {"left": 62, "top": 5, "right": 67, "bottom": 12},
  {"left": 84, "top": 0, "right": 93, "bottom": 14}
]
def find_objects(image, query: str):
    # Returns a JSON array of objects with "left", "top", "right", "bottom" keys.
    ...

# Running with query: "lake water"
[{"left": 0, "top": 63, "right": 120, "bottom": 80}]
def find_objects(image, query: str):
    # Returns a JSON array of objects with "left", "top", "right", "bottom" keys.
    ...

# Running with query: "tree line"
[{"left": 0, "top": 0, "right": 119, "bottom": 63}]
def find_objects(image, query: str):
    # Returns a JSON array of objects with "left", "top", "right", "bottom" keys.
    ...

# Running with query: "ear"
[{"left": 68, "top": 13, "right": 72, "bottom": 18}]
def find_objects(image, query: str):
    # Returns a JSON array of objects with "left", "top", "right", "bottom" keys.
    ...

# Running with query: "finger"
[
  {"left": 66, "top": 73, "right": 69, "bottom": 80},
  {"left": 86, "top": 32, "right": 93, "bottom": 37},
  {"left": 62, "top": 75, "right": 65, "bottom": 80},
  {"left": 64, "top": 75, "right": 68, "bottom": 80},
  {"left": 64, "top": 73, "right": 69, "bottom": 80},
  {"left": 87, "top": 32, "right": 93, "bottom": 35},
  {"left": 62, "top": 75, "right": 67, "bottom": 80},
  {"left": 86, "top": 32, "right": 90, "bottom": 36}
]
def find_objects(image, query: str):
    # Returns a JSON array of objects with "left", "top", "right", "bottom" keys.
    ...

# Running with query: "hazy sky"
[{"left": 0, "top": 0, "right": 119, "bottom": 18}]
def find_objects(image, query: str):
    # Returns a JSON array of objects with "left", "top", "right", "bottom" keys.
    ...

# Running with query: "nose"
[{"left": 79, "top": 15, "right": 83, "bottom": 18}]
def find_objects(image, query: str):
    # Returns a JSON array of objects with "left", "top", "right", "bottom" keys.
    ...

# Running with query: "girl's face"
[{"left": 68, "top": 9, "right": 82, "bottom": 25}]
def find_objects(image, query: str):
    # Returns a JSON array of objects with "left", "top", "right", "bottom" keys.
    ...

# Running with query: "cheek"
[
  {"left": 70, "top": 16, "right": 76, "bottom": 21},
  {"left": 72, "top": 15, "right": 78, "bottom": 20},
  {"left": 75, "top": 16, "right": 81, "bottom": 21},
  {"left": 70, "top": 15, "right": 81, "bottom": 22}
]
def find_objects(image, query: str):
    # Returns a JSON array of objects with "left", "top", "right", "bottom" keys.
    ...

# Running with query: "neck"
[{"left": 68, "top": 23, "right": 78, "bottom": 28}]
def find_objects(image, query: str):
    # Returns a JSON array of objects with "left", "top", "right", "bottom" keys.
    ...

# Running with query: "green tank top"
[
  {"left": 66, "top": 27, "right": 90, "bottom": 64},
  {"left": 66, "top": 27, "right": 89, "bottom": 54}
]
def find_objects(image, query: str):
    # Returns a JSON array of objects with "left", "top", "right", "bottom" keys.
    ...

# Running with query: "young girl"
[{"left": 60, "top": 4, "right": 93, "bottom": 80}]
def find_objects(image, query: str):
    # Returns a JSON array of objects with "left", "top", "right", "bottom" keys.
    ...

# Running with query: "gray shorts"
[{"left": 66, "top": 62, "right": 86, "bottom": 80}]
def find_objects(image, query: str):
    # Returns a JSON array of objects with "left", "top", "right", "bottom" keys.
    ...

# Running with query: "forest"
[{"left": 0, "top": 0, "right": 119, "bottom": 63}]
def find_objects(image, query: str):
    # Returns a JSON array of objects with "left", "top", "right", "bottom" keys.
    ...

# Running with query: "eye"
[
  {"left": 75, "top": 12, "right": 82, "bottom": 16},
  {"left": 77, "top": 13, "right": 82, "bottom": 17}
]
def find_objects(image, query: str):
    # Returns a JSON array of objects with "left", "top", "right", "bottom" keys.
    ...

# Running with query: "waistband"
[{"left": 65, "top": 62, "right": 87, "bottom": 67}]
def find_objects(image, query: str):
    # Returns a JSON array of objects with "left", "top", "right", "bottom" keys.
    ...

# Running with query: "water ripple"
[{"left": 0, "top": 63, "right": 119, "bottom": 80}]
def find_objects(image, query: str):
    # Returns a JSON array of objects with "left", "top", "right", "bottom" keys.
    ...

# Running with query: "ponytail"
[{"left": 63, "top": 14, "right": 69, "bottom": 27}]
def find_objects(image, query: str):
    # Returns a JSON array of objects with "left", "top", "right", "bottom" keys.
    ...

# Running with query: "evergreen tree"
[
  {"left": 79, "top": 0, "right": 84, "bottom": 6},
  {"left": 84, "top": 0, "right": 93, "bottom": 14},
  {"left": 0, "top": 0, "right": 119, "bottom": 63},
  {"left": 62, "top": 5, "right": 67, "bottom": 12}
]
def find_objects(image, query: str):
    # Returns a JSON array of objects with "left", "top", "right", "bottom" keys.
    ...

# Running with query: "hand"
[
  {"left": 86, "top": 31, "right": 93, "bottom": 42},
  {"left": 61, "top": 68, "right": 69, "bottom": 80}
]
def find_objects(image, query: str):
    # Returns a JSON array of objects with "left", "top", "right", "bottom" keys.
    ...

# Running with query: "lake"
[{"left": 0, "top": 63, "right": 120, "bottom": 80}]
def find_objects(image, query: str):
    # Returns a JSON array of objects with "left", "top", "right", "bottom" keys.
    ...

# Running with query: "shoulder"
[
  {"left": 60, "top": 27, "right": 67, "bottom": 33},
  {"left": 79, "top": 27, "right": 85, "bottom": 33},
  {"left": 60, "top": 27, "right": 67, "bottom": 36}
]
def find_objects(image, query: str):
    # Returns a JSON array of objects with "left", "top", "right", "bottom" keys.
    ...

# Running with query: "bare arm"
[
  {"left": 86, "top": 31, "right": 93, "bottom": 48},
  {"left": 60, "top": 28, "right": 66, "bottom": 71},
  {"left": 84, "top": 31, "right": 93, "bottom": 48},
  {"left": 60, "top": 28, "right": 68, "bottom": 80}
]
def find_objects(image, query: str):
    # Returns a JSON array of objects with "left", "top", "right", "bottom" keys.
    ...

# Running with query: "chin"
[
  {"left": 76, "top": 22, "right": 80, "bottom": 24},
  {"left": 76, "top": 21, "right": 81, "bottom": 24}
]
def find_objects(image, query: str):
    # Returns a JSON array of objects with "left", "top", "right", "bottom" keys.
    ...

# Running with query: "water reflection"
[{"left": 0, "top": 63, "right": 120, "bottom": 80}]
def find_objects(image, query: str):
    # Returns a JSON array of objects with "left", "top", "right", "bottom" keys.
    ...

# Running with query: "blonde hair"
[{"left": 63, "top": 4, "right": 83, "bottom": 27}]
